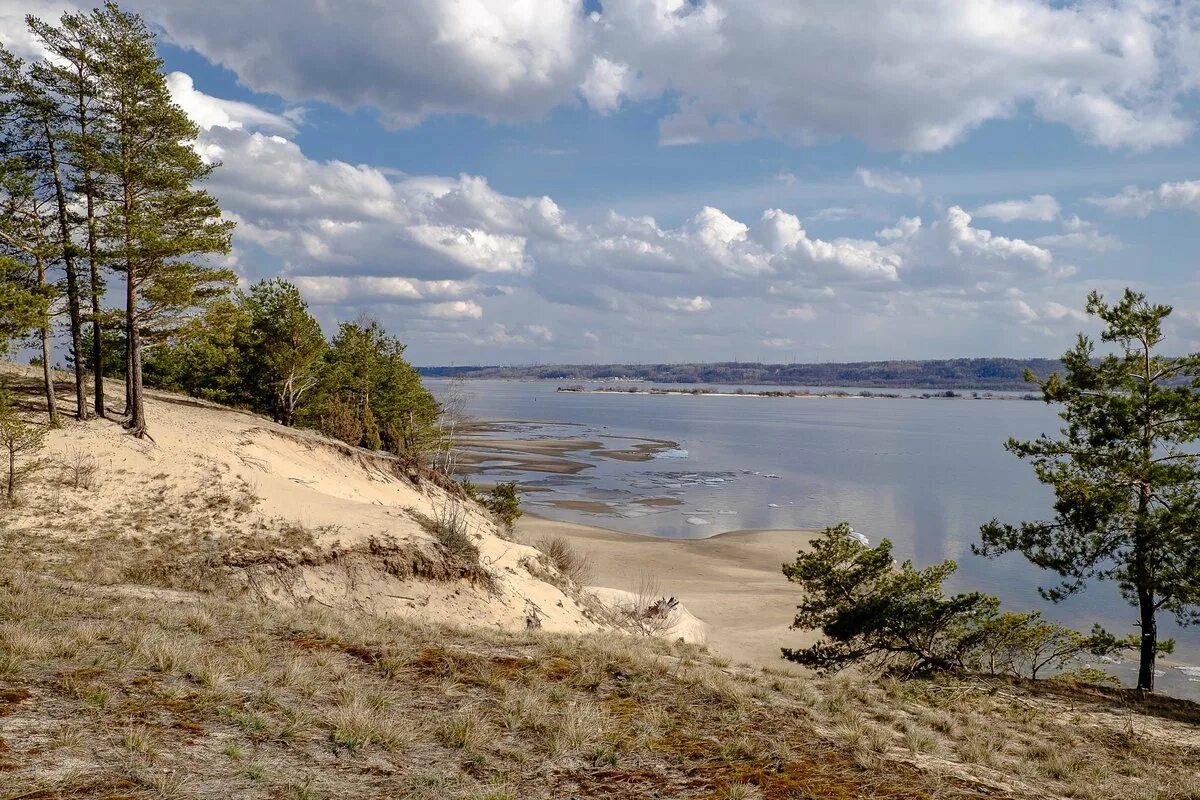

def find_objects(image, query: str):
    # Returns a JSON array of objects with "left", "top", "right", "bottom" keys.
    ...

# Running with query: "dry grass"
[
  {"left": 534, "top": 535, "right": 593, "bottom": 585},
  {"left": 0, "top": 564, "right": 1197, "bottom": 799}
]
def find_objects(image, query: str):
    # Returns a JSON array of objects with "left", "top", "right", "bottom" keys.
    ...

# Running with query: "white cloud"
[
  {"left": 19, "top": 0, "right": 1198, "bottom": 152},
  {"left": 291, "top": 276, "right": 469, "bottom": 304},
  {"left": 666, "top": 296, "right": 712, "bottom": 312},
  {"left": 1034, "top": 216, "right": 1122, "bottom": 253},
  {"left": 146, "top": 75, "right": 1085, "bottom": 360},
  {"left": 1090, "top": 180, "right": 1200, "bottom": 217},
  {"left": 973, "top": 194, "right": 1061, "bottom": 223},
  {"left": 578, "top": 56, "right": 630, "bottom": 113},
  {"left": 165, "top": 72, "right": 297, "bottom": 134},
  {"left": 424, "top": 300, "right": 484, "bottom": 319},
  {"left": 856, "top": 168, "right": 922, "bottom": 196},
  {"left": 877, "top": 217, "right": 922, "bottom": 241},
  {"left": 136, "top": 0, "right": 587, "bottom": 129}
]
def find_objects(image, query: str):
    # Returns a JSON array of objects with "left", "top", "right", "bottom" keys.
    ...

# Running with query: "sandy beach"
[{"left": 518, "top": 515, "right": 820, "bottom": 672}]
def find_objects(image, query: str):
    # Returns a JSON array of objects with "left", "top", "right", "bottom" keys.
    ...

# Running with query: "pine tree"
[
  {"left": 0, "top": 159, "right": 58, "bottom": 425},
  {"left": 979, "top": 289, "right": 1200, "bottom": 692},
  {"left": 27, "top": 8, "right": 109, "bottom": 417},
  {"left": 0, "top": 48, "right": 89, "bottom": 420},
  {"left": 316, "top": 320, "right": 440, "bottom": 455},
  {"left": 91, "top": 5, "right": 233, "bottom": 437},
  {"left": 243, "top": 279, "right": 326, "bottom": 426}
]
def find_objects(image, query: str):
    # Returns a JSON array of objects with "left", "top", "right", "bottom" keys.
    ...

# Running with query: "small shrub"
[
  {"left": 60, "top": 448, "right": 99, "bottom": 491},
  {"left": 482, "top": 482, "right": 522, "bottom": 528},
  {"left": 0, "top": 394, "right": 46, "bottom": 504},
  {"left": 430, "top": 501, "right": 480, "bottom": 568},
  {"left": 536, "top": 536, "right": 592, "bottom": 585}
]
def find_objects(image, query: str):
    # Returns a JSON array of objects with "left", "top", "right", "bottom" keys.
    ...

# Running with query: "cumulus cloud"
[
  {"left": 155, "top": 74, "right": 1085, "bottom": 360},
  {"left": 578, "top": 56, "right": 631, "bottom": 113},
  {"left": 973, "top": 194, "right": 1061, "bottom": 223},
  {"left": 1090, "top": 180, "right": 1200, "bottom": 217},
  {"left": 856, "top": 168, "right": 923, "bottom": 196},
  {"left": 165, "top": 72, "right": 297, "bottom": 134},
  {"left": 15, "top": 0, "right": 1199, "bottom": 151}
]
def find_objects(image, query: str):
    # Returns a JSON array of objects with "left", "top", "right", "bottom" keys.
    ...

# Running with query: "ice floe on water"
[
  {"left": 767, "top": 503, "right": 780, "bottom": 508},
  {"left": 629, "top": 470, "right": 740, "bottom": 490},
  {"left": 655, "top": 448, "right": 689, "bottom": 459},
  {"left": 847, "top": 527, "right": 870, "bottom": 546},
  {"left": 1178, "top": 665, "right": 1200, "bottom": 682},
  {"left": 686, "top": 517, "right": 711, "bottom": 526}
]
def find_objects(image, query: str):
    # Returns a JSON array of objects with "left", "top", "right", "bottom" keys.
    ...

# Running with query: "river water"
[{"left": 431, "top": 378, "right": 1200, "bottom": 697}]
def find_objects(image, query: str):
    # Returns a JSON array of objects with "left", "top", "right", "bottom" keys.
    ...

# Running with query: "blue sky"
[{"left": 6, "top": 0, "right": 1200, "bottom": 365}]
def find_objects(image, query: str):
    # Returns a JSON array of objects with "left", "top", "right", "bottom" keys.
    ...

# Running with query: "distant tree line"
[{"left": 421, "top": 358, "right": 1070, "bottom": 391}]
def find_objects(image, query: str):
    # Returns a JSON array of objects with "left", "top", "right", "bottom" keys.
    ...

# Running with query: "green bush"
[
  {"left": 782, "top": 523, "right": 1102, "bottom": 679},
  {"left": 482, "top": 482, "right": 522, "bottom": 529}
]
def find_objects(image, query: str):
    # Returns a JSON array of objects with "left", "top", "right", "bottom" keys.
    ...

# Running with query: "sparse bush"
[
  {"left": 60, "top": 448, "right": 98, "bottom": 491},
  {"left": 482, "top": 482, "right": 522, "bottom": 528},
  {"left": 0, "top": 391, "right": 46, "bottom": 504},
  {"left": 535, "top": 536, "right": 592, "bottom": 585},
  {"left": 963, "top": 610, "right": 1096, "bottom": 679},
  {"left": 614, "top": 574, "right": 680, "bottom": 637}
]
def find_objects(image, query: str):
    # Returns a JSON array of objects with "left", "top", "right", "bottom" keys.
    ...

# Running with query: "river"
[{"left": 430, "top": 378, "right": 1200, "bottom": 697}]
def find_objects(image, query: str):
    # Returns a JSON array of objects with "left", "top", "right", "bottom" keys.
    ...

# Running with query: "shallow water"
[{"left": 432, "top": 378, "right": 1200, "bottom": 698}]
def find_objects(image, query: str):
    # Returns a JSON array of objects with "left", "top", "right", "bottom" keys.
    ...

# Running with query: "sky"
[{"left": 4, "top": 0, "right": 1200, "bottom": 366}]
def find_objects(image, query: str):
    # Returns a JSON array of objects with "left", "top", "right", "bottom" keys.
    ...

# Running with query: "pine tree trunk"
[
  {"left": 80, "top": 90, "right": 105, "bottom": 419},
  {"left": 40, "top": 323, "right": 57, "bottom": 426},
  {"left": 124, "top": 265, "right": 146, "bottom": 437},
  {"left": 43, "top": 119, "right": 89, "bottom": 421},
  {"left": 123, "top": 338, "right": 132, "bottom": 417},
  {"left": 7, "top": 446, "right": 14, "bottom": 502},
  {"left": 33, "top": 239, "right": 58, "bottom": 427},
  {"left": 1135, "top": 474, "right": 1156, "bottom": 693},
  {"left": 1137, "top": 589, "right": 1156, "bottom": 692}
]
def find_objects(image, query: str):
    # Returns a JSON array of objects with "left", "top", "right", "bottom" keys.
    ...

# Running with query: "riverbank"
[
  {"left": 557, "top": 385, "right": 1037, "bottom": 400},
  {"left": 517, "top": 515, "right": 820, "bottom": 672}
]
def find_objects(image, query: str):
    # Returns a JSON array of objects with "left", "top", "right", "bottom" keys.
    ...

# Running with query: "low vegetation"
[
  {"left": 783, "top": 524, "right": 1110, "bottom": 681},
  {"left": 2, "top": 559, "right": 1197, "bottom": 800}
]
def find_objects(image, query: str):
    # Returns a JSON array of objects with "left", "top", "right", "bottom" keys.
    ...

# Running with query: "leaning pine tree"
[
  {"left": 93, "top": 4, "right": 233, "bottom": 437},
  {"left": 978, "top": 289, "right": 1200, "bottom": 693}
]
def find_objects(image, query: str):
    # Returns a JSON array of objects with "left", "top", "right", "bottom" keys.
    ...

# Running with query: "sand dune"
[
  {"left": 518, "top": 516, "right": 820, "bottom": 671},
  {"left": 3, "top": 364, "right": 602, "bottom": 636}
]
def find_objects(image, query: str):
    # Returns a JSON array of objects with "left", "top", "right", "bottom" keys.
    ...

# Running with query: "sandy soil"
[
  {"left": 518, "top": 516, "right": 820, "bottom": 672},
  {"left": 2, "top": 364, "right": 603, "bottom": 637}
]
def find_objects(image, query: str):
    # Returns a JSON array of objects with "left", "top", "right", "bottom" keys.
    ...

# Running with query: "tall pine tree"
[
  {"left": 27, "top": 8, "right": 109, "bottom": 417},
  {"left": 91, "top": 5, "right": 233, "bottom": 437},
  {"left": 979, "top": 290, "right": 1200, "bottom": 692},
  {"left": 0, "top": 159, "right": 58, "bottom": 425},
  {"left": 0, "top": 48, "right": 89, "bottom": 420}
]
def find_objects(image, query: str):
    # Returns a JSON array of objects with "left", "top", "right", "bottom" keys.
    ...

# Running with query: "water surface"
[{"left": 432, "top": 378, "right": 1200, "bottom": 696}]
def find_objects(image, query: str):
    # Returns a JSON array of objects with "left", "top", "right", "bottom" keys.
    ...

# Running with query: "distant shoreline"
[
  {"left": 555, "top": 385, "right": 1039, "bottom": 401},
  {"left": 419, "top": 356, "right": 1062, "bottom": 392}
]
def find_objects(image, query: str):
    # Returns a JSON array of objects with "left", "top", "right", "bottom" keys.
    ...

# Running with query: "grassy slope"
[{"left": 1, "top": 565, "right": 1198, "bottom": 800}]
